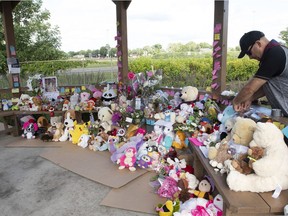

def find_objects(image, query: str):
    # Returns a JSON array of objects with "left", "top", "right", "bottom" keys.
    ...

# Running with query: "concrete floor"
[{"left": 0, "top": 135, "right": 154, "bottom": 216}]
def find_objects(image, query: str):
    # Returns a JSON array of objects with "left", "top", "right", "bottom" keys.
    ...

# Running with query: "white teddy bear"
[
  {"left": 226, "top": 122, "right": 288, "bottom": 193},
  {"left": 180, "top": 86, "right": 198, "bottom": 102},
  {"left": 97, "top": 106, "right": 113, "bottom": 133}
]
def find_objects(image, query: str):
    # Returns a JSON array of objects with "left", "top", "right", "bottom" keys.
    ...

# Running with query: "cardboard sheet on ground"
[
  {"left": 100, "top": 171, "right": 166, "bottom": 215},
  {"left": 40, "top": 143, "right": 147, "bottom": 188},
  {"left": 5, "top": 137, "right": 64, "bottom": 148}
]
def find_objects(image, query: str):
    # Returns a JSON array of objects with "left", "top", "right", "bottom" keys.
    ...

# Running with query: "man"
[{"left": 232, "top": 30, "right": 288, "bottom": 116}]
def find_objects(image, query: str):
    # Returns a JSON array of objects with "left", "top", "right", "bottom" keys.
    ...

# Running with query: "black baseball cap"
[{"left": 238, "top": 31, "right": 265, "bottom": 58}]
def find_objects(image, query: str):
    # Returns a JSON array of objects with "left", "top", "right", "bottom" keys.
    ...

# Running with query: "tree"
[
  {"left": 279, "top": 27, "right": 288, "bottom": 46},
  {"left": 0, "top": 0, "right": 65, "bottom": 74}
]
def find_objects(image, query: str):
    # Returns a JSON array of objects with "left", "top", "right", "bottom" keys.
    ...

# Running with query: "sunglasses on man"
[{"left": 246, "top": 42, "right": 256, "bottom": 56}]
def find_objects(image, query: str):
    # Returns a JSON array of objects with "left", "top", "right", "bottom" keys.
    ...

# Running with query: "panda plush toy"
[{"left": 101, "top": 89, "right": 117, "bottom": 105}]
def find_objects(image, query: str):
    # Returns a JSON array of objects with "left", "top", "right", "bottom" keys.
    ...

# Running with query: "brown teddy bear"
[
  {"left": 230, "top": 117, "right": 257, "bottom": 146},
  {"left": 52, "top": 122, "right": 64, "bottom": 142},
  {"left": 231, "top": 146, "right": 265, "bottom": 175}
]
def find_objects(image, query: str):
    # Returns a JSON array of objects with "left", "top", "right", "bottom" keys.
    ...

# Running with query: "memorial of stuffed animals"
[
  {"left": 2, "top": 1, "right": 288, "bottom": 215},
  {"left": 1, "top": 67, "right": 288, "bottom": 215}
]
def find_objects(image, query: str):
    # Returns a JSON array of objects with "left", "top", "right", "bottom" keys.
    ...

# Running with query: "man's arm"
[{"left": 233, "top": 77, "right": 267, "bottom": 111}]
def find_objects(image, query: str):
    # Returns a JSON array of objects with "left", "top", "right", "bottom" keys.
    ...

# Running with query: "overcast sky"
[{"left": 42, "top": 0, "right": 288, "bottom": 52}]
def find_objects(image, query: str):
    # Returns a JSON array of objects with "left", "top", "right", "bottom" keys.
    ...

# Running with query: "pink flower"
[
  {"left": 128, "top": 71, "right": 135, "bottom": 80},
  {"left": 146, "top": 71, "right": 153, "bottom": 77}
]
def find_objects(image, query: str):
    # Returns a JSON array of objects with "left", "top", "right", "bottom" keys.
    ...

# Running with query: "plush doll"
[
  {"left": 230, "top": 117, "right": 257, "bottom": 147},
  {"left": 172, "top": 131, "right": 187, "bottom": 149},
  {"left": 162, "top": 123, "right": 175, "bottom": 151},
  {"left": 217, "top": 105, "right": 237, "bottom": 139},
  {"left": 62, "top": 99, "right": 70, "bottom": 111},
  {"left": 89, "top": 135, "right": 108, "bottom": 151},
  {"left": 47, "top": 116, "right": 62, "bottom": 135},
  {"left": 97, "top": 107, "right": 113, "bottom": 133},
  {"left": 169, "top": 91, "right": 182, "bottom": 109},
  {"left": 64, "top": 110, "right": 77, "bottom": 121},
  {"left": 136, "top": 154, "right": 152, "bottom": 169},
  {"left": 231, "top": 146, "right": 265, "bottom": 175},
  {"left": 180, "top": 86, "right": 199, "bottom": 103},
  {"left": 59, "top": 112, "right": 76, "bottom": 142},
  {"left": 220, "top": 117, "right": 236, "bottom": 141},
  {"left": 101, "top": 88, "right": 117, "bottom": 105},
  {"left": 156, "top": 199, "right": 180, "bottom": 216},
  {"left": 52, "top": 122, "right": 64, "bottom": 142},
  {"left": 69, "top": 91, "right": 79, "bottom": 110},
  {"left": 36, "top": 116, "right": 49, "bottom": 135},
  {"left": 175, "top": 103, "right": 194, "bottom": 124},
  {"left": 22, "top": 121, "right": 38, "bottom": 139},
  {"left": 208, "top": 116, "right": 257, "bottom": 171},
  {"left": 227, "top": 122, "right": 288, "bottom": 192},
  {"left": 117, "top": 146, "right": 137, "bottom": 171},
  {"left": 208, "top": 141, "right": 234, "bottom": 172},
  {"left": 85, "top": 99, "right": 95, "bottom": 111},
  {"left": 77, "top": 134, "right": 91, "bottom": 148},
  {"left": 191, "top": 175, "right": 214, "bottom": 201},
  {"left": 70, "top": 122, "right": 90, "bottom": 144},
  {"left": 80, "top": 91, "right": 90, "bottom": 103},
  {"left": 30, "top": 96, "right": 42, "bottom": 111}
]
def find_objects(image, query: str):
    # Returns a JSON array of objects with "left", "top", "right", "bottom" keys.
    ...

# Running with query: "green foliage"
[
  {"left": 279, "top": 27, "right": 288, "bottom": 46},
  {"left": 20, "top": 60, "right": 86, "bottom": 77},
  {"left": 129, "top": 57, "right": 258, "bottom": 91}
]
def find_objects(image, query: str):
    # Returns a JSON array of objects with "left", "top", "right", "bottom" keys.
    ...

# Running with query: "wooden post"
[
  {"left": 211, "top": 0, "right": 229, "bottom": 98},
  {"left": 0, "top": 1, "right": 21, "bottom": 97},
  {"left": 113, "top": 0, "right": 131, "bottom": 85}
]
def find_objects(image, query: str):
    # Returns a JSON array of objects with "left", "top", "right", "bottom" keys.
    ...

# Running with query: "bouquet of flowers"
[{"left": 128, "top": 69, "right": 162, "bottom": 99}]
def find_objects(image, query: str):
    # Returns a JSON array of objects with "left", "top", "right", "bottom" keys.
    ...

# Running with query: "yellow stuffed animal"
[
  {"left": 70, "top": 121, "right": 90, "bottom": 144},
  {"left": 172, "top": 131, "right": 187, "bottom": 149}
]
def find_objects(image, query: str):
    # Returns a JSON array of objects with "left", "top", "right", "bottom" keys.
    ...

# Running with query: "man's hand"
[{"left": 233, "top": 100, "right": 251, "bottom": 112}]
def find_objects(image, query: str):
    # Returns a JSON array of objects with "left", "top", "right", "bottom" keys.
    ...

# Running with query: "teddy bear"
[
  {"left": 52, "top": 122, "right": 64, "bottom": 142},
  {"left": 208, "top": 117, "right": 256, "bottom": 172},
  {"left": 226, "top": 122, "right": 288, "bottom": 192},
  {"left": 231, "top": 146, "right": 264, "bottom": 175},
  {"left": 208, "top": 141, "right": 233, "bottom": 172},
  {"left": 230, "top": 116, "right": 256, "bottom": 147},
  {"left": 47, "top": 116, "right": 63, "bottom": 135},
  {"left": 180, "top": 86, "right": 199, "bottom": 103},
  {"left": 97, "top": 106, "right": 113, "bottom": 133},
  {"left": 117, "top": 146, "right": 137, "bottom": 171}
]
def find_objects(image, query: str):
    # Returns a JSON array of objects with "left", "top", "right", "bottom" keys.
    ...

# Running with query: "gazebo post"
[
  {"left": 0, "top": 0, "right": 21, "bottom": 97},
  {"left": 211, "top": 0, "right": 229, "bottom": 98},
  {"left": 112, "top": 0, "right": 131, "bottom": 85}
]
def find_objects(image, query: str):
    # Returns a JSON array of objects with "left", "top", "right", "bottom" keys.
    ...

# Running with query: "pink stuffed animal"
[
  {"left": 22, "top": 120, "right": 38, "bottom": 139},
  {"left": 117, "top": 147, "right": 137, "bottom": 171}
]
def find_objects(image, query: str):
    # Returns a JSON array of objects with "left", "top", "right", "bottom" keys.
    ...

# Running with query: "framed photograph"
[{"left": 42, "top": 76, "right": 59, "bottom": 100}]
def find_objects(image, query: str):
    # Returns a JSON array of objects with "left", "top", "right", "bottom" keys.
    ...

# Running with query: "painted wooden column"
[
  {"left": 0, "top": 0, "right": 21, "bottom": 97},
  {"left": 211, "top": 0, "right": 229, "bottom": 98},
  {"left": 113, "top": 0, "right": 131, "bottom": 84}
]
